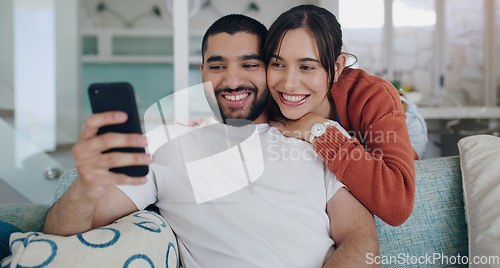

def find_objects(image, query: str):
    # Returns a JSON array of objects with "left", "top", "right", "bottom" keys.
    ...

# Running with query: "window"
[
  {"left": 392, "top": 0, "right": 435, "bottom": 94},
  {"left": 338, "top": 0, "right": 498, "bottom": 107},
  {"left": 339, "top": 0, "right": 384, "bottom": 74}
]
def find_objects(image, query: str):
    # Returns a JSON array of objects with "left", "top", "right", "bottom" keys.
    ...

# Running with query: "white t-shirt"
[{"left": 118, "top": 120, "right": 345, "bottom": 268}]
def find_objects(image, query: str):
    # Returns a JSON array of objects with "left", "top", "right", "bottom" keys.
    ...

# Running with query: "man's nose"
[{"left": 222, "top": 66, "right": 245, "bottom": 89}]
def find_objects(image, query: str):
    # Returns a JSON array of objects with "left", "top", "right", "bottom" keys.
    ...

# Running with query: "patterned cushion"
[
  {"left": 1, "top": 210, "right": 178, "bottom": 268},
  {"left": 375, "top": 156, "right": 468, "bottom": 267}
]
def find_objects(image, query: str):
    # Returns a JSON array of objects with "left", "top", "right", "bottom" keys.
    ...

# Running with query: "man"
[{"left": 43, "top": 14, "right": 379, "bottom": 267}]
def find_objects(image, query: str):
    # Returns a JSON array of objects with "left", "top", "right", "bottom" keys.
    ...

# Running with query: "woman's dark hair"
[{"left": 264, "top": 5, "right": 343, "bottom": 90}]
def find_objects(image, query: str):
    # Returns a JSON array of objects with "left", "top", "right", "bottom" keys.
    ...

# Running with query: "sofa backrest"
[{"left": 375, "top": 156, "right": 468, "bottom": 267}]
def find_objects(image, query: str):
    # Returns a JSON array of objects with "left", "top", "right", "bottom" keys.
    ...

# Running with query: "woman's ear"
[{"left": 334, "top": 54, "right": 347, "bottom": 82}]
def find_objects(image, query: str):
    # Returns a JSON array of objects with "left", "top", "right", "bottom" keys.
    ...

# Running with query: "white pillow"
[
  {"left": 1, "top": 210, "right": 178, "bottom": 268},
  {"left": 458, "top": 135, "right": 500, "bottom": 267}
]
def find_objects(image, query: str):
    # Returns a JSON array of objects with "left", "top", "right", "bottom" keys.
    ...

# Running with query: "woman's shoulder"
[
  {"left": 336, "top": 68, "right": 404, "bottom": 122},
  {"left": 338, "top": 68, "right": 399, "bottom": 102},
  {"left": 340, "top": 68, "right": 394, "bottom": 90}
]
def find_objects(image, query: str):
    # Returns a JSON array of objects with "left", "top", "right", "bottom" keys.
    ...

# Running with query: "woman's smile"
[{"left": 278, "top": 91, "right": 310, "bottom": 106}]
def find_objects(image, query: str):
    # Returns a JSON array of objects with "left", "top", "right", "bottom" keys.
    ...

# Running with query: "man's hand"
[
  {"left": 72, "top": 111, "right": 152, "bottom": 202},
  {"left": 43, "top": 111, "right": 151, "bottom": 235}
]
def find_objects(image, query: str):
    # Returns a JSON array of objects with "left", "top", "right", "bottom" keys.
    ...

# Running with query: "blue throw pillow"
[{"left": 0, "top": 220, "right": 21, "bottom": 260}]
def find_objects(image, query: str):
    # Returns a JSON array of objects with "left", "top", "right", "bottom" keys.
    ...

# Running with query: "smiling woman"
[
  {"left": 265, "top": 4, "right": 417, "bottom": 226},
  {"left": 267, "top": 28, "right": 332, "bottom": 121}
]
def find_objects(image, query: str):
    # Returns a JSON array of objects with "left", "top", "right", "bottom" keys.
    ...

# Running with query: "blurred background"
[{"left": 1, "top": 0, "right": 499, "bottom": 204}]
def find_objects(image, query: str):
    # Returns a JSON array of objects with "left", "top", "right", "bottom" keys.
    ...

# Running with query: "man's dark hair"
[{"left": 201, "top": 14, "right": 267, "bottom": 62}]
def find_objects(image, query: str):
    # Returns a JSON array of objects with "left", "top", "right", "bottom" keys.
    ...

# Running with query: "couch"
[{"left": 0, "top": 155, "right": 469, "bottom": 267}]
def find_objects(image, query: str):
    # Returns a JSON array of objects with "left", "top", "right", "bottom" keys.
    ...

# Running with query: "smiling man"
[
  {"left": 43, "top": 14, "right": 380, "bottom": 267},
  {"left": 201, "top": 27, "right": 269, "bottom": 126}
]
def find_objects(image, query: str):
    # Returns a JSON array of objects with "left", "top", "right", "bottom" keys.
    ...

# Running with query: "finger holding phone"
[
  {"left": 73, "top": 83, "right": 152, "bottom": 202},
  {"left": 44, "top": 83, "right": 152, "bottom": 235}
]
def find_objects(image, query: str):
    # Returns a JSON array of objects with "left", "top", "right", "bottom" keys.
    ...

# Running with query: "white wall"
[
  {"left": 56, "top": 0, "right": 80, "bottom": 144},
  {"left": 0, "top": 0, "right": 79, "bottom": 145},
  {"left": 0, "top": 0, "right": 14, "bottom": 111},
  {"left": 79, "top": 0, "right": 309, "bottom": 32}
]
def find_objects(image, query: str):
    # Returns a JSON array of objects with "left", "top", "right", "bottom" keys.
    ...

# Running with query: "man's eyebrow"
[
  {"left": 240, "top": 54, "right": 263, "bottom": 61},
  {"left": 206, "top": 55, "right": 224, "bottom": 63}
]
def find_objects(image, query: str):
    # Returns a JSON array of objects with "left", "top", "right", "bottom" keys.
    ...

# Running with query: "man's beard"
[{"left": 206, "top": 86, "right": 269, "bottom": 127}]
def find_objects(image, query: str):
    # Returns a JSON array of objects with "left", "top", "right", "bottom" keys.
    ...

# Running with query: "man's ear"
[
  {"left": 334, "top": 54, "right": 347, "bottom": 82},
  {"left": 200, "top": 63, "right": 204, "bottom": 72}
]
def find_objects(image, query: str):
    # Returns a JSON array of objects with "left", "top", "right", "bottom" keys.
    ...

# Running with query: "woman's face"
[{"left": 267, "top": 28, "right": 330, "bottom": 120}]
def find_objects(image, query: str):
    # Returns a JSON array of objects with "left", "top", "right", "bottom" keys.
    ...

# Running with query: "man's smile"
[
  {"left": 218, "top": 89, "right": 255, "bottom": 108},
  {"left": 220, "top": 91, "right": 253, "bottom": 107}
]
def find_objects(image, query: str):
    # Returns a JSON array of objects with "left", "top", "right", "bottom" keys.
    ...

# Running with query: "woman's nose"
[{"left": 283, "top": 69, "right": 299, "bottom": 90}]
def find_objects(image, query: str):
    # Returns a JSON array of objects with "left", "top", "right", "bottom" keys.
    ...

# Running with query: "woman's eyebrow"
[
  {"left": 270, "top": 54, "right": 283, "bottom": 60},
  {"left": 269, "top": 54, "right": 319, "bottom": 63},
  {"left": 298, "top": 57, "right": 320, "bottom": 63}
]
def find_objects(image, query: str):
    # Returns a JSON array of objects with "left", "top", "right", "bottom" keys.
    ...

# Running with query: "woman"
[{"left": 265, "top": 4, "right": 416, "bottom": 226}]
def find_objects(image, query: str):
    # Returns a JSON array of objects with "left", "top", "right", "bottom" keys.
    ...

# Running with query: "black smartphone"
[{"left": 88, "top": 82, "right": 149, "bottom": 177}]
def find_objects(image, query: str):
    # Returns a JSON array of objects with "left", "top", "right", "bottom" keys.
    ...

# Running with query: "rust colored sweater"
[{"left": 313, "top": 68, "right": 416, "bottom": 226}]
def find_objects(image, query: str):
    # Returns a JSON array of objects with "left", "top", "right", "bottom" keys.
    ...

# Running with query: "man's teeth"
[
  {"left": 224, "top": 93, "right": 249, "bottom": 101},
  {"left": 282, "top": 93, "right": 307, "bottom": 102}
]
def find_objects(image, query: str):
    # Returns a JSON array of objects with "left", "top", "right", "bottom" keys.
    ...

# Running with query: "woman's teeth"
[
  {"left": 282, "top": 93, "right": 307, "bottom": 102},
  {"left": 224, "top": 93, "right": 249, "bottom": 101}
]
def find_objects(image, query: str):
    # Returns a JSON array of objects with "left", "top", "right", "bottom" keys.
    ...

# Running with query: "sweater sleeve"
[{"left": 313, "top": 112, "right": 415, "bottom": 226}]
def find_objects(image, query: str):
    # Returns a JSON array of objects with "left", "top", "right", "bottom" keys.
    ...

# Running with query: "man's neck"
[
  {"left": 251, "top": 110, "right": 268, "bottom": 124},
  {"left": 210, "top": 110, "right": 268, "bottom": 126}
]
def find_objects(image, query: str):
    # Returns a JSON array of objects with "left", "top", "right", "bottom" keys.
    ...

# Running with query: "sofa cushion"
[
  {"left": 0, "top": 210, "right": 178, "bottom": 268},
  {"left": 52, "top": 169, "right": 78, "bottom": 205},
  {"left": 375, "top": 156, "right": 468, "bottom": 267},
  {"left": 458, "top": 134, "right": 500, "bottom": 266},
  {"left": 0, "top": 203, "right": 49, "bottom": 233},
  {"left": 0, "top": 221, "right": 21, "bottom": 260}
]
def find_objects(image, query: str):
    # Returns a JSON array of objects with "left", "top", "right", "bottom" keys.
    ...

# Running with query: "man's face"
[{"left": 201, "top": 32, "right": 268, "bottom": 126}]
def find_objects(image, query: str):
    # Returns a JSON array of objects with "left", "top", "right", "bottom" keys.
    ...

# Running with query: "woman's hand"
[
  {"left": 269, "top": 113, "right": 329, "bottom": 143},
  {"left": 176, "top": 118, "right": 206, "bottom": 127}
]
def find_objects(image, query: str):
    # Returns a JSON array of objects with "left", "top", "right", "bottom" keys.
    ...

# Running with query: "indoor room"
[{"left": 1, "top": 0, "right": 499, "bottom": 266}]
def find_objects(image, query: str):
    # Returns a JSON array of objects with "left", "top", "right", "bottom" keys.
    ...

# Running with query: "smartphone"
[{"left": 88, "top": 82, "right": 149, "bottom": 177}]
